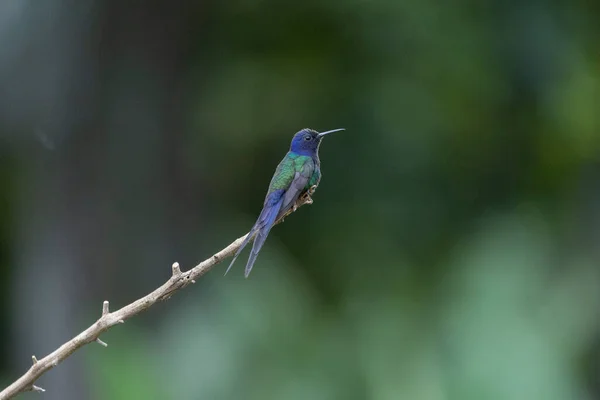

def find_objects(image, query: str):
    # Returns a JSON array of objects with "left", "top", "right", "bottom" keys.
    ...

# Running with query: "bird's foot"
[{"left": 299, "top": 185, "right": 316, "bottom": 205}]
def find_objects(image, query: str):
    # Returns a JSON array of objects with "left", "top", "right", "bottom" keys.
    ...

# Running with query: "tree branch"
[{"left": 0, "top": 192, "right": 315, "bottom": 399}]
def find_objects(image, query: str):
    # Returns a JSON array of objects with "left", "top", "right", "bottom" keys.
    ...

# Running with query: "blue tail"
[
  {"left": 243, "top": 204, "right": 281, "bottom": 277},
  {"left": 225, "top": 190, "right": 284, "bottom": 277},
  {"left": 224, "top": 226, "right": 258, "bottom": 276}
]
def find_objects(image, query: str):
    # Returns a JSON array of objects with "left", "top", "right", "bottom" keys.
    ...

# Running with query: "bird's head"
[{"left": 290, "top": 128, "right": 345, "bottom": 155}]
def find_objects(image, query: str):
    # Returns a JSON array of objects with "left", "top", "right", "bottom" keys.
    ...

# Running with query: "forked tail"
[{"left": 224, "top": 192, "right": 284, "bottom": 277}]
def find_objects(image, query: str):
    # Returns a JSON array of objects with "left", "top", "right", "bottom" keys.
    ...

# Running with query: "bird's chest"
[{"left": 307, "top": 165, "right": 321, "bottom": 189}]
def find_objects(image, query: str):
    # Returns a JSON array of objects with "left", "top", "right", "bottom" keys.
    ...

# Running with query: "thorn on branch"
[
  {"left": 31, "top": 385, "right": 45, "bottom": 393},
  {"left": 31, "top": 355, "right": 38, "bottom": 365},
  {"left": 172, "top": 262, "right": 182, "bottom": 277},
  {"left": 95, "top": 338, "right": 108, "bottom": 347},
  {"left": 102, "top": 301, "right": 110, "bottom": 317},
  {"left": 118, "top": 319, "right": 125, "bottom": 324}
]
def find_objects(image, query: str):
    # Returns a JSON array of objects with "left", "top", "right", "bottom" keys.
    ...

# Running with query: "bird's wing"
[
  {"left": 278, "top": 157, "right": 314, "bottom": 219},
  {"left": 266, "top": 153, "right": 313, "bottom": 218},
  {"left": 241, "top": 156, "right": 313, "bottom": 277},
  {"left": 225, "top": 155, "right": 297, "bottom": 276}
]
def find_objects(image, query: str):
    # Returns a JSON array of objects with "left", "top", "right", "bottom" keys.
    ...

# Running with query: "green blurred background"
[{"left": 1, "top": 1, "right": 599, "bottom": 399}]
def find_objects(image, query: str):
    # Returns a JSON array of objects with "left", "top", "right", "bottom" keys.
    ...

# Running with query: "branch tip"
[
  {"left": 171, "top": 262, "right": 181, "bottom": 277},
  {"left": 31, "top": 385, "right": 45, "bottom": 393},
  {"left": 102, "top": 301, "right": 110, "bottom": 316},
  {"left": 31, "top": 355, "right": 38, "bottom": 365},
  {"left": 95, "top": 338, "right": 108, "bottom": 347}
]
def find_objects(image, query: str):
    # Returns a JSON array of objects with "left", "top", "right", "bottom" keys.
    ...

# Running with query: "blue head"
[{"left": 289, "top": 128, "right": 345, "bottom": 156}]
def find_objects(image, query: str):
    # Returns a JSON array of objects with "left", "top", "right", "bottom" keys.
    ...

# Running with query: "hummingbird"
[{"left": 225, "top": 128, "right": 345, "bottom": 277}]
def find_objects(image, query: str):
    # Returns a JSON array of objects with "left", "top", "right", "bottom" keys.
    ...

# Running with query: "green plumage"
[
  {"left": 267, "top": 152, "right": 320, "bottom": 195},
  {"left": 308, "top": 165, "right": 321, "bottom": 188}
]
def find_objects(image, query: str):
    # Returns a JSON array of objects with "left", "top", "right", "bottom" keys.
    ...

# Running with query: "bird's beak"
[{"left": 316, "top": 128, "right": 345, "bottom": 138}]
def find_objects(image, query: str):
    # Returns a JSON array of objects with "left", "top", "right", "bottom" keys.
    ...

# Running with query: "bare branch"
[{"left": 0, "top": 193, "right": 315, "bottom": 399}]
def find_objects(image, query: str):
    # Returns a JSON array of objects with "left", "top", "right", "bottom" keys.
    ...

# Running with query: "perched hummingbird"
[{"left": 225, "top": 128, "right": 345, "bottom": 277}]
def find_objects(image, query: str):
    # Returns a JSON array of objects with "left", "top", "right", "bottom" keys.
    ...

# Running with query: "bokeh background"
[{"left": 1, "top": 0, "right": 599, "bottom": 399}]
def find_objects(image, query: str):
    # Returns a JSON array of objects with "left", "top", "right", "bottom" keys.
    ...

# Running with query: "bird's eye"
[{"left": 304, "top": 135, "right": 312, "bottom": 141}]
